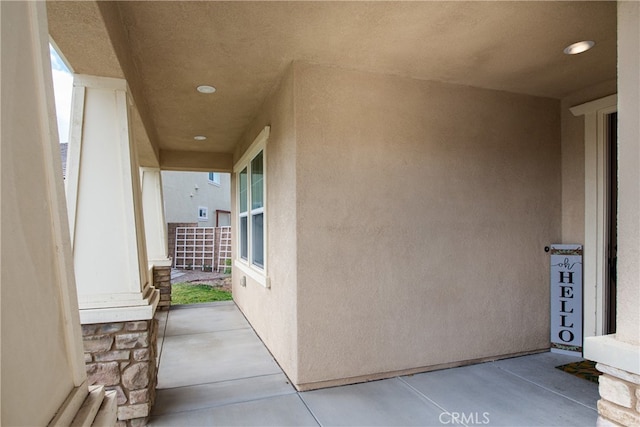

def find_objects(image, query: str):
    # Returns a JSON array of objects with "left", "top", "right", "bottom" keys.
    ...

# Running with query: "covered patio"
[
  {"left": 3, "top": 1, "right": 639, "bottom": 425},
  {"left": 150, "top": 302, "right": 598, "bottom": 426}
]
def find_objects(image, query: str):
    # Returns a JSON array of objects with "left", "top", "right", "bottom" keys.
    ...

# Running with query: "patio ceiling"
[{"left": 46, "top": 1, "right": 616, "bottom": 169}]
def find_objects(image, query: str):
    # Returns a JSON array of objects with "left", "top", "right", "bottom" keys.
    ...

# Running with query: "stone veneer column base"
[
  {"left": 595, "top": 363, "right": 640, "bottom": 426},
  {"left": 154, "top": 266, "right": 171, "bottom": 311},
  {"left": 82, "top": 318, "right": 158, "bottom": 426}
]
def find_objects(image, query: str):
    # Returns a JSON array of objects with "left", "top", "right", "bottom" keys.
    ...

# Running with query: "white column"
[
  {"left": 584, "top": 0, "right": 640, "bottom": 374},
  {"left": 614, "top": 1, "right": 640, "bottom": 348},
  {"left": 584, "top": 8, "right": 640, "bottom": 424},
  {"left": 66, "top": 74, "right": 158, "bottom": 324},
  {"left": 1, "top": 2, "right": 89, "bottom": 425},
  {"left": 141, "top": 167, "right": 172, "bottom": 267}
]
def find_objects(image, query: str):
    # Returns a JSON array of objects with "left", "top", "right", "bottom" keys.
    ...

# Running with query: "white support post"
[
  {"left": 66, "top": 74, "right": 158, "bottom": 324},
  {"left": 1, "top": 2, "right": 90, "bottom": 424},
  {"left": 570, "top": 94, "right": 617, "bottom": 338},
  {"left": 584, "top": 7, "right": 640, "bottom": 423},
  {"left": 141, "top": 167, "right": 172, "bottom": 268}
]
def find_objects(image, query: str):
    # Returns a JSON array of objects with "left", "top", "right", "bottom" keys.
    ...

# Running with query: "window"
[
  {"left": 250, "top": 151, "right": 264, "bottom": 267},
  {"left": 234, "top": 127, "right": 269, "bottom": 285},
  {"left": 208, "top": 172, "right": 221, "bottom": 185},
  {"left": 239, "top": 168, "right": 248, "bottom": 260},
  {"left": 238, "top": 151, "right": 264, "bottom": 268},
  {"left": 198, "top": 206, "right": 208, "bottom": 221}
]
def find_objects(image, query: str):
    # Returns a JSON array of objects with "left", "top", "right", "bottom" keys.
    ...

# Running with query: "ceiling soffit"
[{"left": 47, "top": 1, "right": 617, "bottom": 159}]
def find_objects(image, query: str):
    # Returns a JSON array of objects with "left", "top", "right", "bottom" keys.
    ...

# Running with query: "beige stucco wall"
[
  {"left": 293, "top": 62, "right": 561, "bottom": 387},
  {"left": 616, "top": 0, "right": 639, "bottom": 345},
  {"left": 560, "top": 79, "right": 617, "bottom": 244},
  {"left": 162, "top": 171, "right": 231, "bottom": 227},
  {"left": 1, "top": 2, "right": 85, "bottom": 424},
  {"left": 231, "top": 66, "right": 299, "bottom": 382}
]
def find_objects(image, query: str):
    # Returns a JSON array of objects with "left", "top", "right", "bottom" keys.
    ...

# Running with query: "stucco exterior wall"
[
  {"left": 162, "top": 171, "right": 230, "bottom": 227},
  {"left": 232, "top": 66, "right": 299, "bottom": 382},
  {"left": 1, "top": 2, "right": 85, "bottom": 424},
  {"left": 293, "top": 62, "right": 561, "bottom": 387},
  {"left": 560, "top": 79, "right": 617, "bottom": 245}
]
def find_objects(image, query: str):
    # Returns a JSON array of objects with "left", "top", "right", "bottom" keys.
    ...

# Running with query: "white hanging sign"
[{"left": 550, "top": 244, "right": 583, "bottom": 355}]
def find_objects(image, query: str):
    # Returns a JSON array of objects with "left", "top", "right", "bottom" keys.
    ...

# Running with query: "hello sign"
[{"left": 550, "top": 245, "right": 583, "bottom": 355}]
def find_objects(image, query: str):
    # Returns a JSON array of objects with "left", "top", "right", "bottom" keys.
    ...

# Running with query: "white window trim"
[
  {"left": 234, "top": 126, "right": 270, "bottom": 288},
  {"left": 570, "top": 94, "right": 617, "bottom": 338},
  {"left": 198, "top": 206, "right": 208, "bottom": 221},
  {"left": 208, "top": 172, "right": 221, "bottom": 186},
  {"left": 239, "top": 206, "right": 248, "bottom": 261}
]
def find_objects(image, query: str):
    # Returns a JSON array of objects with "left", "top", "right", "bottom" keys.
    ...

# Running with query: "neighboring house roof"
[{"left": 60, "top": 142, "right": 68, "bottom": 178}]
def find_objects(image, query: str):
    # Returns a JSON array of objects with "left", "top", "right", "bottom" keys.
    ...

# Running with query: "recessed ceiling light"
[
  {"left": 563, "top": 41, "right": 595, "bottom": 55},
  {"left": 196, "top": 85, "right": 216, "bottom": 94},
  {"left": 193, "top": 135, "right": 207, "bottom": 141}
]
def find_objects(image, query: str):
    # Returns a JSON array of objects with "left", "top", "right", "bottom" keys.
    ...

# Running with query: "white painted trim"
[
  {"left": 550, "top": 348, "right": 581, "bottom": 357},
  {"left": 234, "top": 127, "right": 269, "bottom": 286},
  {"left": 48, "top": 380, "right": 89, "bottom": 426},
  {"left": 74, "top": 74, "right": 127, "bottom": 91},
  {"left": 570, "top": 94, "right": 617, "bottom": 116},
  {"left": 198, "top": 206, "right": 209, "bottom": 220},
  {"left": 258, "top": 147, "right": 267, "bottom": 274},
  {"left": 141, "top": 167, "right": 170, "bottom": 261},
  {"left": 78, "top": 291, "right": 152, "bottom": 307},
  {"left": 79, "top": 289, "right": 159, "bottom": 324},
  {"left": 65, "top": 84, "right": 86, "bottom": 245},
  {"left": 127, "top": 92, "right": 153, "bottom": 297},
  {"left": 116, "top": 89, "right": 147, "bottom": 294},
  {"left": 149, "top": 258, "right": 173, "bottom": 268},
  {"left": 233, "top": 126, "right": 270, "bottom": 173},
  {"left": 234, "top": 259, "right": 270, "bottom": 289},
  {"left": 69, "top": 79, "right": 153, "bottom": 313},
  {"left": 584, "top": 335, "right": 640, "bottom": 375},
  {"left": 208, "top": 172, "right": 221, "bottom": 186},
  {"left": 571, "top": 94, "right": 617, "bottom": 338},
  {"left": 148, "top": 265, "right": 155, "bottom": 287}
]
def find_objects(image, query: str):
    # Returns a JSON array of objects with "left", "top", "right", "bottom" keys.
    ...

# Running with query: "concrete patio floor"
[{"left": 150, "top": 302, "right": 599, "bottom": 426}]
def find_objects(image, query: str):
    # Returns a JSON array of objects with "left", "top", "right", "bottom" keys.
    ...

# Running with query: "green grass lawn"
[{"left": 171, "top": 283, "right": 232, "bottom": 305}]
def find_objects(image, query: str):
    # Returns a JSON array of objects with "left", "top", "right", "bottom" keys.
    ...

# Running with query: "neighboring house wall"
[
  {"left": 162, "top": 171, "right": 231, "bottom": 227},
  {"left": 60, "top": 142, "right": 68, "bottom": 178},
  {"left": 233, "top": 61, "right": 563, "bottom": 389}
]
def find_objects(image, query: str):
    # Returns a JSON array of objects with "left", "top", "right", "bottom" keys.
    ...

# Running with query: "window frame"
[
  {"left": 239, "top": 167, "right": 248, "bottom": 261},
  {"left": 570, "top": 94, "right": 617, "bottom": 337},
  {"left": 208, "top": 172, "right": 221, "bottom": 186},
  {"left": 233, "top": 126, "right": 270, "bottom": 288},
  {"left": 197, "top": 206, "right": 208, "bottom": 221}
]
